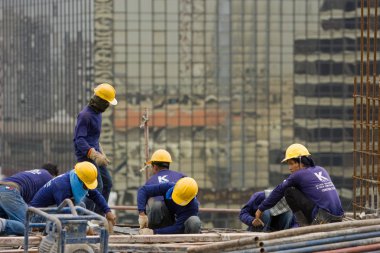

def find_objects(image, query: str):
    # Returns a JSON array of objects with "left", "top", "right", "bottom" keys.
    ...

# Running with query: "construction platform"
[{"left": 2, "top": 217, "right": 380, "bottom": 253}]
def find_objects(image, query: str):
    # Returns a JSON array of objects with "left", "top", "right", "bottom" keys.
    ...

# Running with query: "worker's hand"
[
  {"left": 252, "top": 218, "right": 265, "bottom": 227},
  {"left": 87, "top": 227, "right": 96, "bottom": 235},
  {"left": 253, "top": 209, "right": 265, "bottom": 227},
  {"left": 105, "top": 211, "right": 116, "bottom": 226},
  {"left": 139, "top": 228, "right": 154, "bottom": 235},
  {"left": 88, "top": 148, "right": 110, "bottom": 167},
  {"left": 138, "top": 213, "right": 149, "bottom": 229},
  {"left": 99, "top": 143, "right": 111, "bottom": 164}
]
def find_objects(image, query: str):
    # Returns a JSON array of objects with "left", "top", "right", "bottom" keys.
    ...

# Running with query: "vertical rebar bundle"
[{"left": 353, "top": 0, "right": 380, "bottom": 217}]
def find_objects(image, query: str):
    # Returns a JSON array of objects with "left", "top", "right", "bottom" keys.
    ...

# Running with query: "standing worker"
[
  {"left": 254, "top": 144, "right": 344, "bottom": 227},
  {"left": 137, "top": 177, "right": 202, "bottom": 234},
  {"left": 73, "top": 83, "right": 117, "bottom": 212},
  {"left": 30, "top": 161, "right": 116, "bottom": 229},
  {"left": 0, "top": 163, "right": 58, "bottom": 236}
]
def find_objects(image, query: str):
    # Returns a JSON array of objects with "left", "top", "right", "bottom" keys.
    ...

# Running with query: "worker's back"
[
  {"left": 3, "top": 169, "right": 53, "bottom": 203},
  {"left": 146, "top": 169, "right": 185, "bottom": 185}
]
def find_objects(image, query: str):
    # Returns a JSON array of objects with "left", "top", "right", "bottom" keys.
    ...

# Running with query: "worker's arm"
[
  {"left": 239, "top": 192, "right": 265, "bottom": 226},
  {"left": 73, "top": 114, "right": 92, "bottom": 158},
  {"left": 258, "top": 175, "right": 297, "bottom": 213},
  {"left": 87, "top": 189, "right": 111, "bottom": 214},
  {"left": 137, "top": 183, "right": 175, "bottom": 213}
]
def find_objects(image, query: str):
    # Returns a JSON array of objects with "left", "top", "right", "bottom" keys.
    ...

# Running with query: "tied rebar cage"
[
  {"left": 0, "top": 0, "right": 94, "bottom": 173},
  {"left": 353, "top": 0, "right": 380, "bottom": 217}
]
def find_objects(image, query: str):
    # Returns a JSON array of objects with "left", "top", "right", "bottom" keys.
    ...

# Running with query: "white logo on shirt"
[
  {"left": 158, "top": 175, "right": 169, "bottom": 183},
  {"left": 27, "top": 169, "right": 42, "bottom": 175},
  {"left": 314, "top": 172, "right": 329, "bottom": 182}
]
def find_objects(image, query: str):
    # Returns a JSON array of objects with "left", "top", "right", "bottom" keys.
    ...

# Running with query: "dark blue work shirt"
[
  {"left": 145, "top": 170, "right": 185, "bottom": 201},
  {"left": 4, "top": 169, "right": 53, "bottom": 203},
  {"left": 137, "top": 183, "right": 199, "bottom": 234},
  {"left": 73, "top": 105, "right": 102, "bottom": 161},
  {"left": 258, "top": 166, "right": 344, "bottom": 219},
  {"left": 30, "top": 172, "right": 110, "bottom": 214}
]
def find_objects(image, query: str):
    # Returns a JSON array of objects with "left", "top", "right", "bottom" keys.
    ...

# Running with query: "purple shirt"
[
  {"left": 73, "top": 106, "right": 102, "bottom": 161},
  {"left": 30, "top": 172, "right": 110, "bottom": 214},
  {"left": 145, "top": 170, "right": 185, "bottom": 201},
  {"left": 138, "top": 183, "right": 199, "bottom": 234},
  {"left": 258, "top": 166, "right": 344, "bottom": 218},
  {"left": 239, "top": 191, "right": 265, "bottom": 226},
  {"left": 4, "top": 169, "right": 53, "bottom": 203}
]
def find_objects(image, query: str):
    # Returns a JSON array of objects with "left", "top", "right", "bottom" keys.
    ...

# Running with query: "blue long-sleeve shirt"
[
  {"left": 73, "top": 106, "right": 102, "bottom": 161},
  {"left": 258, "top": 166, "right": 344, "bottom": 218},
  {"left": 239, "top": 191, "right": 265, "bottom": 227},
  {"left": 30, "top": 172, "right": 110, "bottom": 214},
  {"left": 145, "top": 170, "right": 185, "bottom": 201},
  {"left": 4, "top": 169, "right": 53, "bottom": 204},
  {"left": 137, "top": 183, "right": 199, "bottom": 234}
]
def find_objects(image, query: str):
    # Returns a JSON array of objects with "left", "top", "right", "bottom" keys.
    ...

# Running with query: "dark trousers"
[
  {"left": 148, "top": 201, "right": 202, "bottom": 233},
  {"left": 83, "top": 160, "right": 113, "bottom": 214},
  {"left": 284, "top": 187, "right": 315, "bottom": 225},
  {"left": 284, "top": 187, "right": 343, "bottom": 226}
]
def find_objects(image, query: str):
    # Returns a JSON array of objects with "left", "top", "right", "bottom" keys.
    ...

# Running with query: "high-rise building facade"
[{"left": 0, "top": 0, "right": 368, "bottom": 227}]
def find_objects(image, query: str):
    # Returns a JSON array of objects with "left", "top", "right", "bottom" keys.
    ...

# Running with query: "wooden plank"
[
  {"left": 107, "top": 232, "right": 261, "bottom": 244},
  {"left": 109, "top": 243, "right": 188, "bottom": 252},
  {"left": 0, "top": 232, "right": 261, "bottom": 248},
  {"left": 0, "top": 249, "right": 38, "bottom": 253},
  {"left": 0, "top": 237, "right": 41, "bottom": 247}
]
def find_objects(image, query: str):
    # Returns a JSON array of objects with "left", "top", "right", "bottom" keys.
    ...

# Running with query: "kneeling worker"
[
  {"left": 137, "top": 177, "right": 201, "bottom": 234},
  {"left": 240, "top": 190, "right": 295, "bottom": 232},
  {"left": 254, "top": 144, "right": 344, "bottom": 227},
  {"left": 30, "top": 161, "right": 116, "bottom": 229}
]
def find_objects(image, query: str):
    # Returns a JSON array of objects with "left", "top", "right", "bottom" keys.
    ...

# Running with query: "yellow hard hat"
[
  {"left": 146, "top": 149, "right": 172, "bottom": 164},
  {"left": 172, "top": 177, "right": 198, "bottom": 206},
  {"left": 282, "top": 143, "right": 311, "bottom": 163},
  {"left": 94, "top": 83, "right": 117, "bottom": 105},
  {"left": 74, "top": 162, "right": 98, "bottom": 190}
]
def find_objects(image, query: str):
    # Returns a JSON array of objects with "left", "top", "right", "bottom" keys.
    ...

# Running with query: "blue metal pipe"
[
  {"left": 262, "top": 230, "right": 380, "bottom": 253},
  {"left": 267, "top": 237, "right": 380, "bottom": 253}
]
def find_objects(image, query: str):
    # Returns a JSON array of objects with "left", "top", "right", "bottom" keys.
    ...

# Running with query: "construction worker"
[
  {"left": 30, "top": 162, "right": 116, "bottom": 229},
  {"left": 73, "top": 83, "right": 117, "bottom": 212},
  {"left": 0, "top": 163, "right": 58, "bottom": 236},
  {"left": 145, "top": 149, "right": 185, "bottom": 189},
  {"left": 144, "top": 149, "right": 186, "bottom": 229},
  {"left": 240, "top": 190, "right": 295, "bottom": 232},
  {"left": 137, "top": 177, "right": 202, "bottom": 234},
  {"left": 254, "top": 144, "right": 344, "bottom": 227}
]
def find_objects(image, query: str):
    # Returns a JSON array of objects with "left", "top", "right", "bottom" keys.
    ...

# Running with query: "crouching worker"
[
  {"left": 240, "top": 190, "right": 295, "bottom": 232},
  {"left": 0, "top": 163, "right": 58, "bottom": 236},
  {"left": 137, "top": 177, "right": 201, "bottom": 235},
  {"left": 254, "top": 144, "right": 344, "bottom": 227},
  {"left": 30, "top": 161, "right": 116, "bottom": 230}
]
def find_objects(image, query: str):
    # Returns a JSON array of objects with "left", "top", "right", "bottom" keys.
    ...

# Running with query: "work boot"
[{"left": 294, "top": 211, "right": 309, "bottom": 227}]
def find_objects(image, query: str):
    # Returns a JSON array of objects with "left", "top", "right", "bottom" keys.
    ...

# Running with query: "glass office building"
[{"left": 0, "top": 0, "right": 369, "bottom": 226}]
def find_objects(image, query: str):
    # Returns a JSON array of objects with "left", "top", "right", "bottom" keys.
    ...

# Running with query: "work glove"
[
  {"left": 139, "top": 228, "right": 154, "bottom": 235},
  {"left": 87, "top": 227, "right": 96, "bottom": 235},
  {"left": 106, "top": 211, "right": 116, "bottom": 234},
  {"left": 138, "top": 213, "right": 149, "bottom": 229},
  {"left": 88, "top": 148, "right": 109, "bottom": 167},
  {"left": 99, "top": 143, "right": 111, "bottom": 164},
  {"left": 106, "top": 211, "right": 116, "bottom": 225}
]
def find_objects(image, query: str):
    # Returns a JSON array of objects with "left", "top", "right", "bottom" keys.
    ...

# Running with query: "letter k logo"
[
  {"left": 158, "top": 175, "right": 169, "bottom": 183},
  {"left": 314, "top": 172, "right": 329, "bottom": 182}
]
